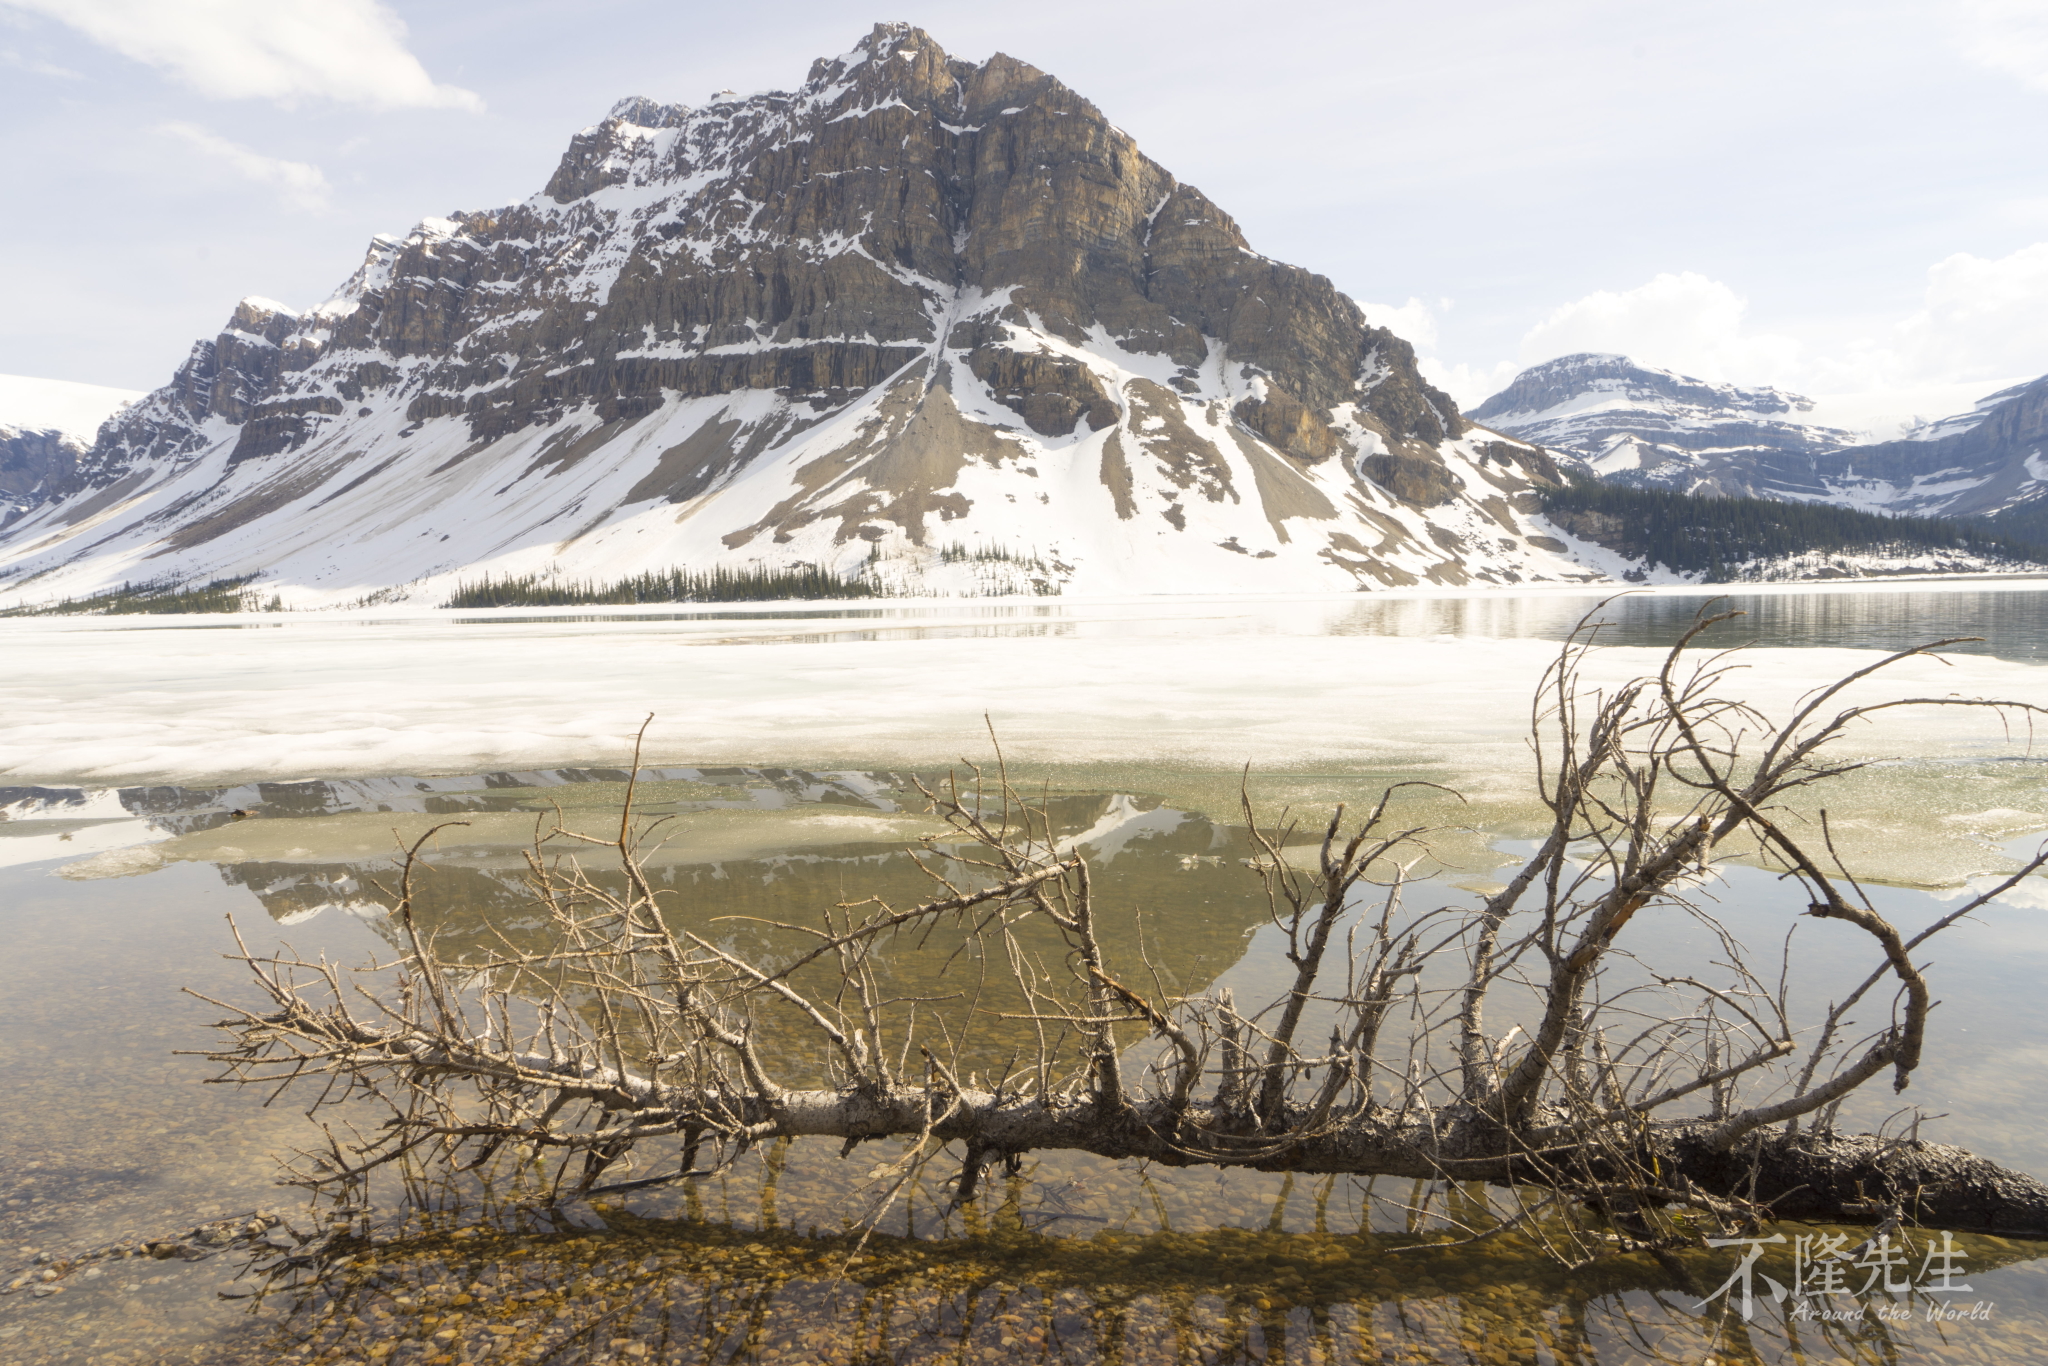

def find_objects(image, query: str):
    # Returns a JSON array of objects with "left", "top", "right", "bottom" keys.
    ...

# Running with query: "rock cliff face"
[
  {"left": 1475, "top": 354, "right": 2048, "bottom": 519},
  {"left": 0, "top": 24, "right": 1594, "bottom": 606},
  {"left": 0, "top": 427, "right": 83, "bottom": 526},
  {"left": 0, "top": 376, "right": 141, "bottom": 527},
  {"left": 1806, "top": 376, "right": 2048, "bottom": 517}
]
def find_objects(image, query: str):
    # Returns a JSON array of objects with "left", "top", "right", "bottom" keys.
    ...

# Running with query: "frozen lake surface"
[{"left": 5, "top": 579, "right": 2048, "bottom": 790}]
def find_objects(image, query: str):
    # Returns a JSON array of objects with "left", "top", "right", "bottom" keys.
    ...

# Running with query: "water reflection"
[
  {"left": 1314, "top": 584, "right": 2048, "bottom": 660},
  {"left": 7, "top": 758, "right": 2048, "bottom": 1363},
  {"left": 212, "top": 790, "right": 1283, "bottom": 1091},
  {"left": 73, "top": 582, "right": 2048, "bottom": 662},
  {"left": 0, "top": 763, "right": 915, "bottom": 834},
  {"left": 15, "top": 1164, "right": 2048, "bottom": 1366},
  {"left": 437, "top": 585, "right": 2048, "bottom": 661}
]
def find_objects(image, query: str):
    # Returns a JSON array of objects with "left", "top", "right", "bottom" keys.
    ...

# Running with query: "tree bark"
[{"left": 1672, "top": 1130, "right": 2048, "bottom": 1238}]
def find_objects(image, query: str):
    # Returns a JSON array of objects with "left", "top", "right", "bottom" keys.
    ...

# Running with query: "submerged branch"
[{"left": 194, "top": 604, "right": 2048, "bottom": 1251}]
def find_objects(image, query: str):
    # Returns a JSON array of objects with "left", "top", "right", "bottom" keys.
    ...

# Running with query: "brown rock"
[
  {"left": 1233, "top": 393, "right": 1338, "bottom": 462},
  {"left": 15, "top": 23, "right": 1593, "bottom": 597},
  {"left": 969, "top": 348, "right": 1117, "bottom": 436}
]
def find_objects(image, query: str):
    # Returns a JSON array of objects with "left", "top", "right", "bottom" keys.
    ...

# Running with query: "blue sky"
[{"left": 2, "top": 0, "right": 2044, "bottom": 427}]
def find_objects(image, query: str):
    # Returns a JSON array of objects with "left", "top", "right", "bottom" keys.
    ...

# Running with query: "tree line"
[
  {"left": 1542, "top": 479, "right": 2048, "bottom": 580},
  {"left": 442, "top": 564, "right": 881, "bottom": 608}
]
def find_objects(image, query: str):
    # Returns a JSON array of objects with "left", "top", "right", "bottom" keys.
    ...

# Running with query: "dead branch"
[{"left": 193, "top": 606, "right": 2048, "bottom": 1246}]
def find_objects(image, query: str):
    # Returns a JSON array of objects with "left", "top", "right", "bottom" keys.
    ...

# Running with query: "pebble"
[{"left": 5, "top": 1170, "right": 2048, "bottom": 1364}]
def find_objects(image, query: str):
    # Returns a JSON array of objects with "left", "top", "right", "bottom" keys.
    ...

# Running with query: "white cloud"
[
  {"left": 1362, "top": 298, "right": 1526, "bottom": 407},
  {"left": 1516, "top": 254, "right": 2048, "bottom": 396},
  {"left": 1891, "top": 241, "right": 2048, "bottom": 383},
  {"left": 1514, "top": 271, "right": 1802, "bottom": 382},
  {"left": 158, "top": 123, "right": 331, "bottom": 211},
  {"left": 1796, "top": 241, "right": 2048, "bottom": 430},
  {"left": 1, "top": 46, "right": 77, "bottom": 79},
  {"left": 1, "top": 0, "right": 482, "bottom": 111},
  {"left": 1420, "top": 356, "right": 1522, "bottom": 410},
  {"left": 1955, "top": 0, "right": 2048, "bottom": 93},
  {"left": 1361, "top": 297, "right": 1444, "bottom": 350},
  {"left": 1430, "top": 249, "right": 2048, "bottom": 430}
]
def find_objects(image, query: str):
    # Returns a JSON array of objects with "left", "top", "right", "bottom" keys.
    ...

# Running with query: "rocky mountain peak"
[
  {"left": 1469, "top": 353, "right": 1811, "bottom": 425},
  {"left": 1803, "top": 373, "right": 2048, "bottom": 517},
  {"left": 2, "top": 27, "right": 1588, "bottom": 607},
  {"left": 1468, "top": 353, "right": 1860, "bottom": 499},
  {"left": 606, "top": 95, "right": 690, "bottom": 129},
  {"left": 0, "top": 374, "right": 141, "bottom": 527}
]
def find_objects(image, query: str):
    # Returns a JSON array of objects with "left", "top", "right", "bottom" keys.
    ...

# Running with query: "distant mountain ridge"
[
  {"left": 1809, "top": 376, "right": 2048, "bottom": 517},
  {"left": 0, "top": 24, "right": 1594, "bottom": 607},
  {"left": 1467, "top": 354, "right": 1864, "bottom": 494},
  {"left": 1473, "top": 353, "right": 2048, "bottom": 519}
]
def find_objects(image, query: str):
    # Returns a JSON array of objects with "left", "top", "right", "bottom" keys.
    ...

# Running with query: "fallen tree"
[{"left": 197, "top": 608, "right": 2048, "bottom": 1257}]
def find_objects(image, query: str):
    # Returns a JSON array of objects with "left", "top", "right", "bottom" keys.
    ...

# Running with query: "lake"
[{"left": 3, "top": 579, "right": 2047, "bottom": 1364}]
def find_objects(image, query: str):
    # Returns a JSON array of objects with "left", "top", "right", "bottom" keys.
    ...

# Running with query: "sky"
[{"left": 1, "top": 0, "right": 2044, "bottom": 434}]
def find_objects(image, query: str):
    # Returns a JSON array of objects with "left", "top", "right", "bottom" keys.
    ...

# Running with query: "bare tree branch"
[{"left": 193, "top": 606, "right": 2048, "bottom": 1248}]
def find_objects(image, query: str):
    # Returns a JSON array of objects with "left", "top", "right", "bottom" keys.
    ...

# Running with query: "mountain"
[
  {"left": 1806, "top": 376, "right": 2048, "bottom": 517},
  {"left": 0, "top": 24, "right": 1595, "bottom": 608},
  {"left": 0, "top": 374, "right": 142, "bottom": 527},
  {"left": 1473, "top": 354, "right": 2048, "bottom": 518},
  {"left": 1465, "top": 354, "right": 1862, "bottom": 496}
]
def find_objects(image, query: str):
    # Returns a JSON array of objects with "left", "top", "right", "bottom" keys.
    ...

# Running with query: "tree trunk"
[{"left": 1672, "top": 1130, "right": 2048, "bottom": 1237}]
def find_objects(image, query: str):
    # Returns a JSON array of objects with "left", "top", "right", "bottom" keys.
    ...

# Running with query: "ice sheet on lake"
[
  {"left": 0, "top": 817, "right": 170, "bottom": 871},
  {"left": 2, "top": 589, "right": 2042, "bottom": 794}
]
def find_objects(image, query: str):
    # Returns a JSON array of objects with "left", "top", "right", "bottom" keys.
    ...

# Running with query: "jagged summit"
[
  {"left": 606, "top": 95, "right": 690, "bottom": 128},
  {"left": 1, "top": 25, "right": 1592, "bottom": 607},
  {"left": 1469, "top": 353, "right": 1863, "bottom": 498}
]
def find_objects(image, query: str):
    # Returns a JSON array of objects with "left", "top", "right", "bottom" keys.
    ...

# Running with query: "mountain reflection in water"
[
  {"left": 214, "top": 787, "right": 1290, "bottom": 1096},
  {"left": 459, "top": 582, "right": 2048, "bottom": 661},
  {"left": 6, "top": 761, "right": 2048, "bottom": 1364}
]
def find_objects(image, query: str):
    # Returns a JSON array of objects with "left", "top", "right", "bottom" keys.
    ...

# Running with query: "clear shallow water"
[
  {"left": 4, "top": 584, "right": 2048, "bottom": 1363},
  {"left": 4, "top": 769, "right": 2048, "bottom": 1363}
]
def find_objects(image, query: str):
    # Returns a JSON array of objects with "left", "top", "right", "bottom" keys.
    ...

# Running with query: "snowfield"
[{"left": 3, "top": 584, "right": 2042, "bottom": 791}]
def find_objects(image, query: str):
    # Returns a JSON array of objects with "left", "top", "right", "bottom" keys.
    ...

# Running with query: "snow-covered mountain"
[
  {"left": 0, "top": 374, "right": 142, "bottom": 527},
  {"left": 0, "top": 24, "right": 1601, "bottom": 609},
  {"left": 1465, "top": 354, "right": 1862, "bottom": 497},
  {"left": 1472, "top": 354, "right": 2048, "bottom": 519},
  {"left": 1808, "top": 375, "right": 2048, "bottom": 517}
]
